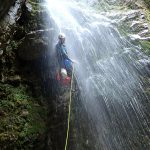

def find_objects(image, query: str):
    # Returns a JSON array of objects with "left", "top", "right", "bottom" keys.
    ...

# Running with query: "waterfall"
[{"left": 45, "top": 0, "right": 150, "bottom": 149}]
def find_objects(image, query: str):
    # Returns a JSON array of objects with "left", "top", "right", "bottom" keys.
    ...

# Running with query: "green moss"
[
  {"left": 144, "top": 8, "right": 150, "bottom": 24},
  {"left": 94, "top": 0, "right": 131, "bottom": 12},
  {"left": 118, "top": 23, "right": 130, "bottom": 37},
  {"left": 140, "top": 41, "right": 150, "bottom": 55},
  {"left": 0, "top": 83, "right": 48, "bottom": 149},
  {"left": 28, "top": 0, "right": 45, "bottom": 13},
  {"left": 94, "top": 1, "right": 111, "bottom": 11},
  {"left": 143, "top": 0, "right": 150, "bottom": 8}
]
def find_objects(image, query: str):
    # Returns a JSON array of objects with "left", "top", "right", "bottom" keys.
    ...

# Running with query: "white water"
[{"left": 46, "top": 0, "right": 150, "bottom": 149}]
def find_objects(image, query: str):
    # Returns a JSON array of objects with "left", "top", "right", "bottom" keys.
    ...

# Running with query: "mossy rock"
[
  {"left": 143, "top": 0, "right": 150, "bottom": 8},
  {"left": 0, "top": 83, "right": 48, "bottom": 149},
  {"left": 140, "top": 40, "right": 150, "bottom": 55}
]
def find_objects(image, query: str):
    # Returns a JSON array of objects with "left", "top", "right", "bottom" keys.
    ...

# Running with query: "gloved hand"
[{"left": 71, "top": 59, "right": 79, "bottom": 64}]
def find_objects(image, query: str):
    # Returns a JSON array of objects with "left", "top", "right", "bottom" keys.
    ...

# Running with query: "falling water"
[{"left": 45, "top": 0, "right": 150, "bottom": 149}]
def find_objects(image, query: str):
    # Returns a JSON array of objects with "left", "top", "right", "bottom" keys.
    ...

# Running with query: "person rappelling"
[{"left": 56, "top": 33, "right": 75, "bottom": 85}]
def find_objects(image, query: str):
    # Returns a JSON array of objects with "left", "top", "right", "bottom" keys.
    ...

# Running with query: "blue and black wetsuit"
[{"left": 56, "top": 42, "right": 71, "bottom": 69}]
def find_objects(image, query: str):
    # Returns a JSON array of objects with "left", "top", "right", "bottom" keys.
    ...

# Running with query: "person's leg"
[{"left": 66, "top": 67, "right": 73, "bottom": 77}]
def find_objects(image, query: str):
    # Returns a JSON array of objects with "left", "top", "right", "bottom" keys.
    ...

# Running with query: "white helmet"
[
  {"left": 61, "top": 68, "right": 67, "bottom": 79},
  {"left": 58, "top": 33, "right": 66, "bottom": 39}
]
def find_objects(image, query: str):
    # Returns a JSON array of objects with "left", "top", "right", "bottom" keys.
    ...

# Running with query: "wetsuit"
[{"left": 56, "top": 42, "right": 71, "bottom": 68}]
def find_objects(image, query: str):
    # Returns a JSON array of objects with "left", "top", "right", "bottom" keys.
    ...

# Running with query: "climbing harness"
[{"left": 64, "top": 64, "right": 74, "bottom": 150}]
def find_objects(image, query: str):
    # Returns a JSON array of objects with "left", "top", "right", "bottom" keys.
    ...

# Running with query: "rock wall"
[
  {"left": 0, "top": 0, "right": 16, "bottom": 20},
  {"left": 0, "top": 0, "right": 73, "bottom": 149},
  {"left": 0, "top": 1, "right": 54, "bottom": 149}
]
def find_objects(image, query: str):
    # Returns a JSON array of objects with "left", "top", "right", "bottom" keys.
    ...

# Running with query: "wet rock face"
[
  {"left": 18, "top": 29, "right": 54, "bottom": 60},
  {"left": 0, "top": 0, "right": 16, "bottom": 19},
  {"left": 0, "top": 1, "right": 52, "bottom": 149},
  {"left": 106, "top": 6, "right": 150, "bottom": 47}
]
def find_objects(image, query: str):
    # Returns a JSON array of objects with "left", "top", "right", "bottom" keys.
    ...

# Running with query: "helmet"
[
  {"left": 58, "top": 33, "right": 66, "bottom": 39},
  {"left": 61, "top": 68, "right": 67, "bottom": 79}
]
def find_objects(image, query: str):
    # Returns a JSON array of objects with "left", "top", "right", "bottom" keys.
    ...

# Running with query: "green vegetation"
[
  {"left": 0, "top": 0, "right": 51, "bottom": 149},
  {"left": 0, "top": 83, "right": 47, "bottom": 149},
  {"left": 28, "top": 0, "right": 45, "bottom": 14},
  {"left": 95, "top": 1, "right": 111, "bottom": 11},
  {"left": 117, "top": 23, "right": 131, "bottom": 37},
  {"left": 143, "top": 0, "right": 150, "bottom": 8},
  {"left": 94, "top": 0, "right": 139, "bottom": 12},
  {"left": 144, "top": 8, "right": 150, "bottom": 24},
  {"left": 95, "top": 1, "right": 127, "bottom": 12},
  {"left": 140, "top": 41, "right": 150, "bottom": 55}
]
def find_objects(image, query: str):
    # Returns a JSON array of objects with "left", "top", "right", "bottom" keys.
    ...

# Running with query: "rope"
[{"left": 64, "top": 64, "right": 74, "bottom": 150}]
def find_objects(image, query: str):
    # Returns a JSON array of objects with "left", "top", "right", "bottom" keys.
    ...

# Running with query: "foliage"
[
  {"left": 0, "top": 83, "right": 47, "bottom": 149},
  {"left": 143, "top": 0, "right": 150, "bottom": 8},
  {"left": 117, "top": 22, "right": 131, "bottom": 37},
  {"left": 95, "top": 0, "right": 127, "bottom": 12},
  {"left": 144, "top": 8, "right": 150, "bottom": 24},
  {"left": 140, "top": 41, "right": 150, "bottom": 55}
]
